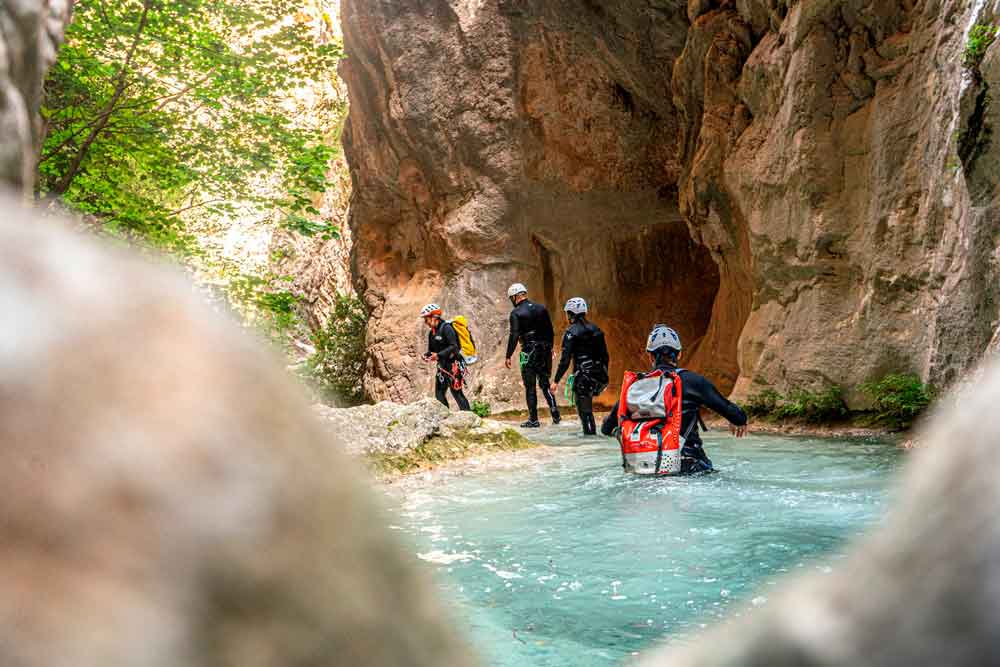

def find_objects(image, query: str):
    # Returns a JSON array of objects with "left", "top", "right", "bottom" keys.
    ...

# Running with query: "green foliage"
[
  {"left": 304, "top": 295, "right": 368, "bottom": 406},
  {"left": 965, "top": 23, "right": 999, "bottom": 70},
  {"left": 859, "top": 374, "right": 934, "bottom": 430},
  {"left": 744, "top": 386, "right": 848, "bottom": 423},
  {"left": 471, "top": 400, "right": 492, "bottom": 418},
  {"left": 40, "top": 0, "right": 344, "bottom": 254},
  {"left": 743, "top": 389, "right": 780, "bottom": 418},
  {"left": 225, "top": 272, "right": 302, "bottom": 343}
]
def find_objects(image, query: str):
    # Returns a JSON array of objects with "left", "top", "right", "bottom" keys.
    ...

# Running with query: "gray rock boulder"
[
  {"left": 0, "top": 0, "right": 72, "bottom": 191},
  {"left": 314, "top": 396, "right": 513, "bottom": 458}
]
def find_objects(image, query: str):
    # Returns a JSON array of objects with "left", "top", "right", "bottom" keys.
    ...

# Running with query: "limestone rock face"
[
  {"left": 342, "top": 0, "right": 1000, "bottom": 408},
  {"left": 718, "top": 0, "right": 1000, "bottom": 403},
  {"left": 0, "top": 197, "right": 474, "bottom": 667},
  {"left": 0, "top": 0, "right": 72, "bottom": 192}
]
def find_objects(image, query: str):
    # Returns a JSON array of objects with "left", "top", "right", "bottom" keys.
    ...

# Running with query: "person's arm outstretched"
[{"left": 695, "top": 374, "right": 748, "bottom": 437}]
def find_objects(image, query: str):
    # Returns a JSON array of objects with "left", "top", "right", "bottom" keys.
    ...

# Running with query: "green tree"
[
  {"left": 39, "top": 0, "right": 343, "bottom": 254},
  {"left": 304, "top": 295, "right": 368, "bottom": 406}
]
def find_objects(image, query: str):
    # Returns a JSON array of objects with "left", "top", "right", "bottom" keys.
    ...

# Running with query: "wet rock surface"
[{"left": 341, "top": 0, "right": 1000, "bottom": 409}]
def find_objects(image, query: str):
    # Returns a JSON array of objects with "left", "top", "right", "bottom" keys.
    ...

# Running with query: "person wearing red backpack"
[{"left": 601, "top": 324, "right": 748, "bottom": 474}]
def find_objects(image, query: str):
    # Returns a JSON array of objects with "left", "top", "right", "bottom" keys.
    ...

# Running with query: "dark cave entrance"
[
  {"left": 531, "top": 217, "right": 722, "bottom": 408},
  {"left": 597, "top": 223, "right": 721, "bottom": 405}
]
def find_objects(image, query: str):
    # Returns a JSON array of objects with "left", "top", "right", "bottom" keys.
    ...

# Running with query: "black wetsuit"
[
  {"left": 426, "top": 321, "right": 471, "bottom": 411},
  {"left": 553, "top": 318, "right": 609, "bottom": 435},
  {"left": 506, "top": 299, "right": 559, "bottom": 422},
  {"left": 601, "top": 363, "right": 747, "bottom": 473}
]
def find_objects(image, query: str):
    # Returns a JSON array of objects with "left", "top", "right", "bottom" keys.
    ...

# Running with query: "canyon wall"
[
  {"left": 0, "top": 0, "right": 72, "bottom": 192},
  {"left": 341, "top": 0, "right": 1000, "bottom": 408}
]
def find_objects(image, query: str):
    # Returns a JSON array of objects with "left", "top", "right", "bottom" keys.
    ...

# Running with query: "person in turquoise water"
[
  {"left": 550, "top": 297, "right": 609, "bottom": 436},
  {"left": 602, "top": 324, "right": 748, "bottom": 473}
]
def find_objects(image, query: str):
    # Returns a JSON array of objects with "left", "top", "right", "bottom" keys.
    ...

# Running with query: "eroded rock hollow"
[{"left": 341, "top": 0, "right": 1000, "bottom": 408}]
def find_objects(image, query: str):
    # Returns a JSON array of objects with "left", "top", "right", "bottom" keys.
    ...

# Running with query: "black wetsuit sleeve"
[
  {"left": 601, "top": 401, "right": 620, "bottom": 436},
  {"left": 506, "top": 311, "right": 520, "bottom": 359},
  {"left": 426, "top": 330, "right": 433, "bottom": 358},
  {"left": 597, "top": 332, "right": 609, "bottom": 367},
  {"left": 438, "top": 323, "right": 460, "bottom": 362},
  {"left": 540, "top": 306, "right": 555, "bottom": 346},
  {"left": 553, "top": 331, "right": 574, "bottom": 384},
  {"left": 691, "top": 374, "right": 747, "bottom": 426}
]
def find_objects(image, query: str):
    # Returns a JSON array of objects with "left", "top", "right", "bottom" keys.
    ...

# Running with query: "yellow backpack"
[{"left": 449, "top": 316, "right": 478, "bottom": 363}]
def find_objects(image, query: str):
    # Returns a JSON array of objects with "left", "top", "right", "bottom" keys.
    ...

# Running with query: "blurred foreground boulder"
[{"left": 0, "top": 196, "right": 475, "bottom": 667}]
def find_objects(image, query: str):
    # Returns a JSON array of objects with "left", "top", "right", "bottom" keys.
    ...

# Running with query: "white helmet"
[
  {"left": 419, "top": 303, "right": 442, "bottom": 318},
  {"left": 507, "top": 283, "right": 528, "bottom": 299},
  {"left": 646, "top": 324, "right": 682, "bottom": 353},
  {"left": 564, "top": 297, "right": 588, "bottom": 315}
]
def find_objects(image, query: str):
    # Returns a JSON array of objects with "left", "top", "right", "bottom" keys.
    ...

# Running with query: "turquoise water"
[{"left": 387, "top": 424, "right": 903, "bottom": 666}]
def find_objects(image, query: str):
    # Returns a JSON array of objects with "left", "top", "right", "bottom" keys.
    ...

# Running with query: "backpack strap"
[
  {"left": 617, "top": 371, "right": 641, "bottom": 470},
  {"left": 653, "top": 425, "right": 664, "bottom": 475}
]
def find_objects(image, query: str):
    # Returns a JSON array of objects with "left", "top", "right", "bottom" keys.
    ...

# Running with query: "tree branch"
[
  {"left": 53, "top": 0, "right": 154, "bottom": 195},
  {"left": 166, "top": 198, "right": 228, "bottom": 217}
]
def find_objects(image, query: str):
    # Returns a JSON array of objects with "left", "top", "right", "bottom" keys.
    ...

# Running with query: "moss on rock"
[{"left": 368, "top": 427, "right": 534, "bottom": 478}]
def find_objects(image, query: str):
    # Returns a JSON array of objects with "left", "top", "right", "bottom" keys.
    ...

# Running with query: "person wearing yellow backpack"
[
  {"left": 449, "top": 315, "right": 478, "bottom": 365},
  {"left": 420, "top": 303, "right": 471, "bottom": 411}
]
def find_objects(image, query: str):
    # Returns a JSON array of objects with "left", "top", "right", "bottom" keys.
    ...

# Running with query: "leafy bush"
[
  {"left": 774, "top": 387, "right": 848, "bottom": 423},
  {"left": 744, "top": 389, "right": 780, "bottom": 417},
  {"left": 965, "top": 23, "right": 999, "bottom": 70},
  {"left": 744, "top": 386, "right": 848, "bottom": 423},
  {"left": 859, "top": 373, "right": 934, "bottom": 430},
  {"left": 471, "top": 400, "right": 492, "bottom": 418},
  {"left": 304, "top": 295, "right": 368, "bottom": 406}
]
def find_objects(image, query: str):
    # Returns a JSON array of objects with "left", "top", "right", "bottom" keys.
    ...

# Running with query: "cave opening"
[
  {"left": 605, "top": 224, "right": 719, "bottom": 404},
  {"left": 576, "top": 222, "right": 721, "bottom": 407}
]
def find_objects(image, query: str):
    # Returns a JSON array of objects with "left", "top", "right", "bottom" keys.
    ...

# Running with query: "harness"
[{"left": 436, "top": 358, "right": 467, "bottom": 390}]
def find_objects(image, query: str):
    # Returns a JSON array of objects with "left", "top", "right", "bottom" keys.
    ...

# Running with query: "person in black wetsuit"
[
  {"left": 504, "top": 283, "right": 560, "bottom": 428},
  {"left": 549, "top": 297, "right": 609, "bottom": 436},
  {"left": 601, "top": 324, "right": 748, "bottom": 473},
  {"left": 420, "top": 303, "right": 471, "bottom": 411}
]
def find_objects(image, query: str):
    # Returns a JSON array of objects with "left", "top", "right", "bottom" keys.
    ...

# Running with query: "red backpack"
[{"left": 616, "top": 369, "right": 684, "bottom": 475}]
